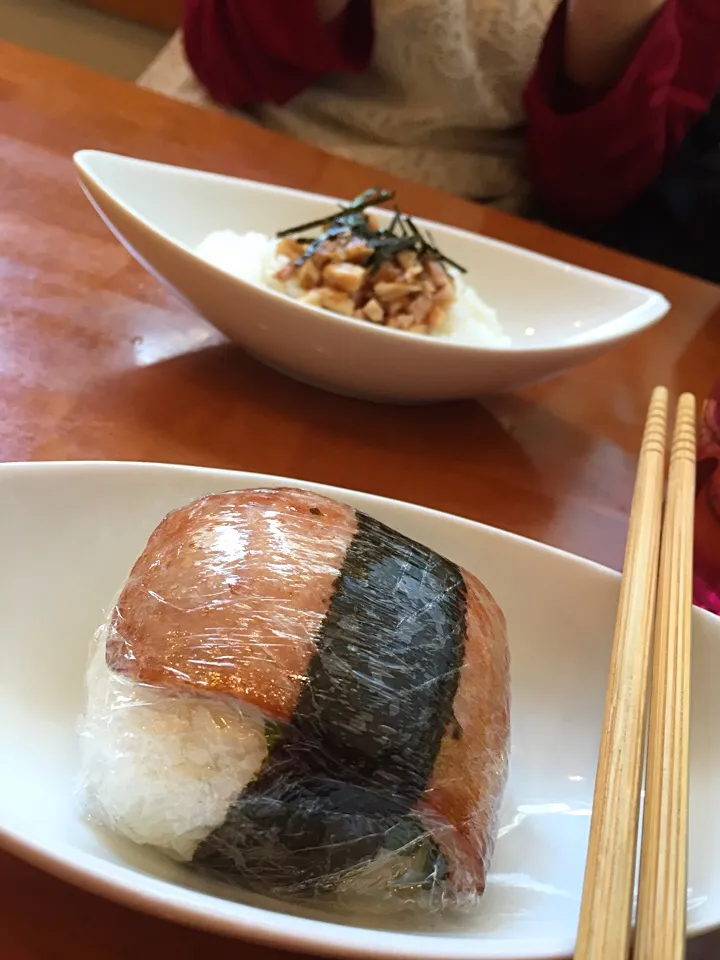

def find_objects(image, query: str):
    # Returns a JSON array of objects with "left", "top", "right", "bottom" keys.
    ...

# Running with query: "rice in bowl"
[{"left": 194, "top": 192, "right": 509, "bottom": 350}]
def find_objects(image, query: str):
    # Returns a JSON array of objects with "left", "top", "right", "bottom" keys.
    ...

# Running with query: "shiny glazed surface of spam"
[{"left": 110, "top": 488, "right": 357, "bottom": 720}]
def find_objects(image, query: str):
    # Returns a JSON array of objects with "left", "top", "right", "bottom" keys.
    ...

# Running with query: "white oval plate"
[
  {"left": 73, "top": 150, "right": 670, "bottom": 403},
  {"left": 0, "top": 460, "right": 717, "bottom": 959}
]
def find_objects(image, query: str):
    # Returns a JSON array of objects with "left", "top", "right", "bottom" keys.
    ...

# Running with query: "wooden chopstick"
[
  {"left": 635, "top": 393, "right": 696, "bottom": 960},
  {"left": 574, "top": 386, "right": 669, "bottom": 960}
]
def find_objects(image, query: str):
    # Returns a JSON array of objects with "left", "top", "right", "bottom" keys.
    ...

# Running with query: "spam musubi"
[{"left": 79, "top": 487, "right": 510, "bottom": 911}]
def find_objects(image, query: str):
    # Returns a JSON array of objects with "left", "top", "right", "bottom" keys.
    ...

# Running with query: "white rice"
[
  {"left": 76, "top": 619, "right": 458, "bottom": 908},
  {"left": 196, "top": 229, "right": 510, "bottom": 348},
  {"left": 77, "top": 621, "right": 268, "bottom": 862}
]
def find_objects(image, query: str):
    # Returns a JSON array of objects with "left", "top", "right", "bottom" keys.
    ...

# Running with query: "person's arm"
[
  {"left": 182, "top": 0, "right": 373, "bottom": 108},
  {"left": 564, "top": 0, "right": 668, "bottom": 89},
  {"left": 524, "top": 0, "right": 720, "bottom": 226}
]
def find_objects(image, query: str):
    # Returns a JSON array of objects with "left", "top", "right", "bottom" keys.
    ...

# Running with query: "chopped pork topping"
[{"left": 272, "top": 186, "right": 466, "bottom": 335}]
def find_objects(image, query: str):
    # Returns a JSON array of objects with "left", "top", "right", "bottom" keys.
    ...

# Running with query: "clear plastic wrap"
[{"left": 78, "top": 487, "right": 510, "bottom": 912}]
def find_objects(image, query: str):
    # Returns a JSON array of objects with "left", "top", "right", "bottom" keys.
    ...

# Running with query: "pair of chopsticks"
[{"left": 575, "top": 387, "right": 697, "bottom": 960}]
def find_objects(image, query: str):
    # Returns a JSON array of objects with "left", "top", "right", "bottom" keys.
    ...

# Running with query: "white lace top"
[{"left": 139, "top": 0, "right": 558, "bottom": 209}]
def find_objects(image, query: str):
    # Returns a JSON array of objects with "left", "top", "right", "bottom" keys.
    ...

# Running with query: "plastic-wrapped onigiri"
[{"left": 78, "top": 487, "right": 510, "bottom": 911}]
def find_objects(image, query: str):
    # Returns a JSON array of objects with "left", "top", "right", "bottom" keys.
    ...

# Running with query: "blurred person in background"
[{"left": 140, "top": 1, "right": 720, "bottom": 281}]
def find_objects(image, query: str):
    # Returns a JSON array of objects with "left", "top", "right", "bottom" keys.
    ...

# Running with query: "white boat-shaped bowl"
[
  {"left": 73, "top": 151, "right": 670, "bottom": 404},
  {"left": 0, "top": 460, "right": 719, "bottom": 959}
]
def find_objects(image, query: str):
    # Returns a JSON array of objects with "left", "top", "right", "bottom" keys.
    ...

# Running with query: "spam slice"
[
  {"left": 109, "top": 488, "right": 357, "bottom": 720},
  {"left": 105, "top": 487, "right": 510, "bottom": 904}
]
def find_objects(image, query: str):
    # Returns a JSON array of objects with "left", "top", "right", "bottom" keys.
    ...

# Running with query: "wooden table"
[
  {"left": 77, "top": 0, "right": 181, "bottom": 31},
  {"left": 0, "top": 39, "right": 718, "bottom": 960}
]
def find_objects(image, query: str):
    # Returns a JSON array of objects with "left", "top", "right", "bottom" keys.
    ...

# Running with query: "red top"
[{"left": 183, "top": 0, "right": 720, "bottom": 226}]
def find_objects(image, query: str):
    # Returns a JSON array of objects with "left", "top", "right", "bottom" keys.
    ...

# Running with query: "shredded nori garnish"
[{"left": 276, "top": 187, "right": 467, "bottom": 275}]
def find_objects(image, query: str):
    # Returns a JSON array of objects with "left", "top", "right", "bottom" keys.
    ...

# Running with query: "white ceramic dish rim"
[
  {"left": 1, "top": 458, "right": 712, "bottom": 960},
  {"left": 73, "top": 150, "right": 670, "bottom": 356}
]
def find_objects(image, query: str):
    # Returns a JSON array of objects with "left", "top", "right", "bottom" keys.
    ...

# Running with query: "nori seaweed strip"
[
  {"left": 276, "top": 187, "right": 467, "bottom": 275},
  {"left": 276, "top": 188, "right": 394, "bottom": 238},
  {"left": 193, "top": 512, "right": 467, "bottom": 896},
  {"left": 366, "top": 233, "right": 419, "bottom": 271},
  {"left": 293, "top": 220, "right": 357, "bottom": 266},
  {"left": 387, "top": 206, "right": 402, "bottom": 236},
  {"left": 406, "top": 217, "right": 467, "bottom": 275}
]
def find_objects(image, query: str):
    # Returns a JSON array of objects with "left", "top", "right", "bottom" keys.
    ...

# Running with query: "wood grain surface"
[
  {"left": 75, "top": 0, "right": 180, "bottom": 31},
  {"left": 0, "top": 39, "right": 718, "bottom": 960}
]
